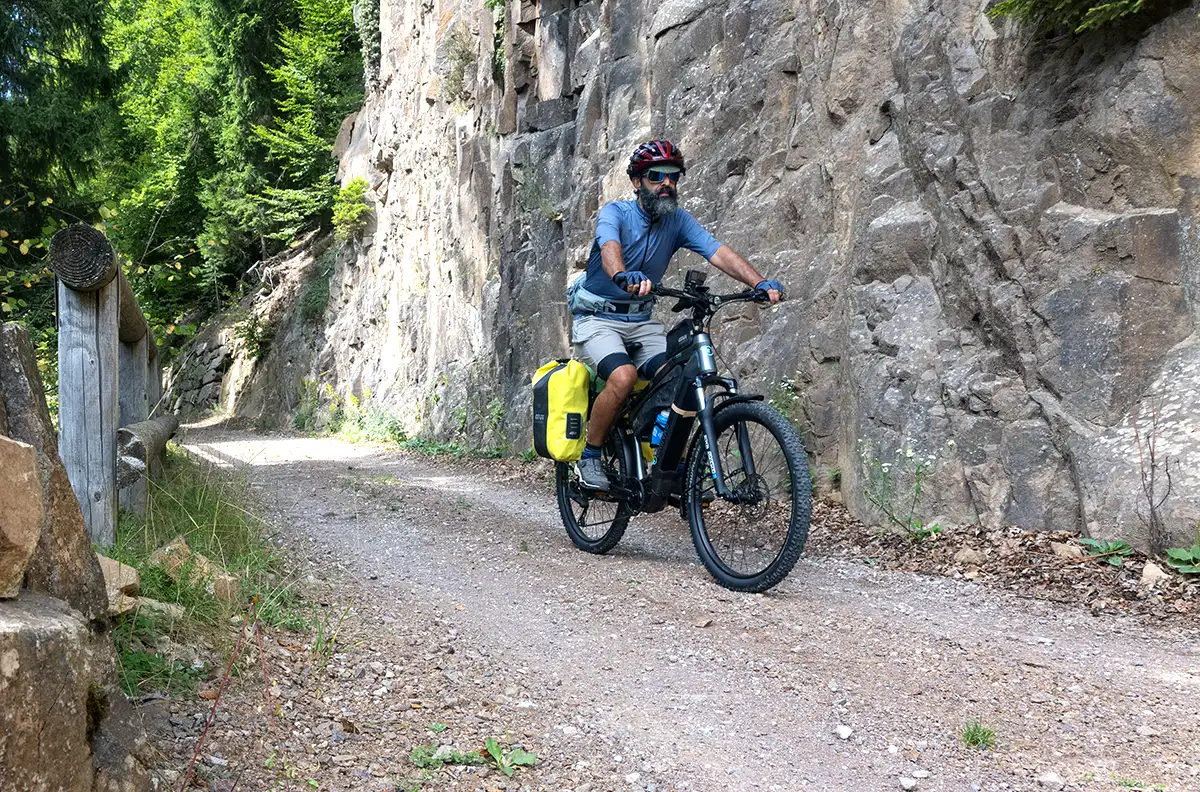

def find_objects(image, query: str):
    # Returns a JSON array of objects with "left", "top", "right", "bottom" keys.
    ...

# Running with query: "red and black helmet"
[{"left": 626, "top": 139, "right": 686, "bottom": 177}]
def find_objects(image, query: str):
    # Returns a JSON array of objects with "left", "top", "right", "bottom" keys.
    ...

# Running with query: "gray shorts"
[{"left": 571, "top": 315, "right": 668, "bottom": 380}]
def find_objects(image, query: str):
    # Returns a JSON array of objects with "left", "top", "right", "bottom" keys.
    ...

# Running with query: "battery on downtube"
[{"left": 645, "top": 406, "right": 697, "bottom": 510}]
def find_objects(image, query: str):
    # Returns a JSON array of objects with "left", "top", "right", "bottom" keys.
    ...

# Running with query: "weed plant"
[
  {"left": 1078, "top": 537, "right": 1134, "bottom": 567},
  {"left": 295, "top": 381, "right": 506, "bottom": 459},
  {"left": 860, "top": 440, "right": 944, "bottom": 542},
  {"left": 110, "top": 445, "right": 306, "bottom": 695},
  {"left": 960, "top": 719, "right": 996, "bottom": 749},
  {"left": 299, "top": 263, "right": 333, "bottom": 324}
]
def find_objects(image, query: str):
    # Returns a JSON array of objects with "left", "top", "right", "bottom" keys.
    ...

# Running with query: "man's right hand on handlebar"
[{"left": 613, "top": 270, "right": 652, "bottom": 297}]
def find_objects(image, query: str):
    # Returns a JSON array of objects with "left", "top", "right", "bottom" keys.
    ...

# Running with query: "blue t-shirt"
[{"left": 582, "top": 200, "right": 722, "bottom": 318}]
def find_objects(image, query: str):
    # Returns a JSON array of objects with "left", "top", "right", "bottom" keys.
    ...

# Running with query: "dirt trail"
[{"left": 183, "top": 426, "right": 1200, "bottom": 792}]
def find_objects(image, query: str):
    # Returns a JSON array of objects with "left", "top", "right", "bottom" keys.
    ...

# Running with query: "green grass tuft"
[
  {"left": 110, "top": 445, "right": 307, "bottom": 695},
  {"left": 960, "top": 719, "right": 997, "bottom": 750}
]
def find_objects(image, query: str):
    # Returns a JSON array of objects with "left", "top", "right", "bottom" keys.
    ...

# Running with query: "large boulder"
[
  {"left": 0, "top": 324, "right": 107, "bottom": 620},
  {"left": 0, "top": 592, "right": 150, "bottom": 792},
  {"left": 0, "top": 437, "right": 43, "bottom": 598}
]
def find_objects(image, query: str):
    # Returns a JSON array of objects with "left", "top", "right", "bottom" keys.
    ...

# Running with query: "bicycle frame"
[{"left": 606, "top": 276, "right": 766, "bottom": 514}]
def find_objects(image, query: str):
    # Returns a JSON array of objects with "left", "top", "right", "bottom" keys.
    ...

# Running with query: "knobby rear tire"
[
  {"left": 556, "top": 430, "right": 631, "bottom": 554},
  {"left": 685, "top": 401, "right": 812, "bottom": 593}
]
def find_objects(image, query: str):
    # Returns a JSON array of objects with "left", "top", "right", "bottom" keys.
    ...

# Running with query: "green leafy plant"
[
  {"left": 988, "top": 0, "right": 1159, "bottom": 33},
  {"left": 409, "top": 743, "right": 485, "bottom": 769},
  {"left": 309, "top": 603, "right": 350, "bottom": 674},
  {"left": 426, "top": 723, "right": 448, "bottom": 733},
  {"left": 442, "top": 23, "right": 476, "bottom": 105},
  {"left": 293, "top": 377, "right": 322, "bottom": 430},
  {"left": 960, "top": 719, "right": 996, "bottom": 750},
  {"left": 861, "top": 442, "right": 942, "bottom": 543},
  {"left": 113, "top": 612, "right": 203, "bottom": 696},
  {"left": 332, "top": 177, "right": 371, "bottom": 242},
  {"left": 1164, "top": 543, "right": 1200, "bottom": 575},
  {"left": 299, "top": 254, "right": 334, "bottom": 323},
  {"left": 233, "top": 311, "right": 274, "bottom": 360},
  {"left": 1077, "top": 537, "right": 1134, "bottom": 566},
  {"left": 111, "top": 446, "right": 307, "bottom": 694},
  {"left": 518, "top": 447, "right": 538, "bottom": 464},
  {"left": 483, "top": 736, "right": 537, "bottom": 778}
]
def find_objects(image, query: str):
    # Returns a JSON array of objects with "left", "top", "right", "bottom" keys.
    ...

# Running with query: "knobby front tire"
[{"left": 685, "top": 401, "right": 812, "bottom": 592}]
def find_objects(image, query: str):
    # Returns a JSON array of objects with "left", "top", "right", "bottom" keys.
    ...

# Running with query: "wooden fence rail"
[{"left": 49, "top": 224, "right": 178, "bottom": 546}]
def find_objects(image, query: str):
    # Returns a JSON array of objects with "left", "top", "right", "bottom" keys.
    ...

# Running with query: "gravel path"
[{"left": 182, "top": 427, "right": 1200, "bottom": 792}]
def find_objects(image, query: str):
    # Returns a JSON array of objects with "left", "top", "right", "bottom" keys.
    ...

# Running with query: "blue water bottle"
[{"left": 650, "top": 409, "right": 670, "bottom": 447}]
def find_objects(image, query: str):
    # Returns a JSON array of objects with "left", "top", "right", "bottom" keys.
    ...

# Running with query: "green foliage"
[
  {"left": 860, "top": 442, "right": 943, "bottom": 542},
  {"left": 409, "top": 744, "right": 485, "bottom": 769},
  {"left": 353, "top": 0, "right": 381, "bottom": 89},
  {"left": 332, "top": 177, "right": 371, "bottom": 241},
  {"left": 113, "top": 612, "right": 203, "bottom": 696},
  {"left": 293, "top": 377, "right": 322, "bottom": 430},
  {"left": 483, "top": 737, "right": 537, "bottom": 778},
  {"left": 233, "top": 311, "right": 274, "bottom": 360},
  {"left": 1164, "top": 543, "right": 1200, "bottom": 575},
  {"left": 300, "top": 253, "right": 335, "bottom": 322},
  {"left": 4, "top": 0, "right": 364, "bottom": 363},
  {"left": 487, "top": 1, "right": 506, "bottom": 84},
  {"left": 485, "top": 397, "right": 505, "bottom": 433},
  {"left": 308, "top": 603, "right": 350, "bottom": 685},
  {"left": 111, "top": 445, "right": 306, "bottom": 630},
  {"left": 960, "top": 720, "right": 996, "bottom": 750},
  {"left": 1077, "top": 537, "right": 1134, "bottom": 566},
  {"left": 988, "top": 0, "right": 1159, "bottom": 33},
  {"left": 443, "top": 23, "right": 476, "bottom": 105},
  {"left": 111, "top": 445, "right": 307, "bottom": 693}
]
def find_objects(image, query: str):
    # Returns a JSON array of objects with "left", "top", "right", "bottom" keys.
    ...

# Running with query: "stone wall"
[{"left": 228, "top": 0, "right": 1200, "bottom": 546}]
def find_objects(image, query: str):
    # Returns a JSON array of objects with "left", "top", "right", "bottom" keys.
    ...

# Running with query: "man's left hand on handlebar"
[{"left": 754, "top": 279, "right": 784, "bottom": 305}]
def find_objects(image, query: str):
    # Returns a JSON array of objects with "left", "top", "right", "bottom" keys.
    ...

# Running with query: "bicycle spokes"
[{"left": 692, "top": 412, "right": 799, "bottom": 579}]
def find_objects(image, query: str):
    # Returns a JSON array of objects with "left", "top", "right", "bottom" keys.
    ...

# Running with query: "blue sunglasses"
[{"left": 644, "top": 168, "right": 684, "bottom": 184}]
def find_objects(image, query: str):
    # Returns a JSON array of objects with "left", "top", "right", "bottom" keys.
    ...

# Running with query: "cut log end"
[
  {"left": 116, "top": 415, "right": 180, "bottom": 489},
  {"left": 49, "top": 224, "right": 117, "bottom": 292}
]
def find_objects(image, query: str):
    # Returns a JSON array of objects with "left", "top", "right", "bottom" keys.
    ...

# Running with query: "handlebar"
[{"left": 651, "top": 284, "right": 771, "bottom": 313}]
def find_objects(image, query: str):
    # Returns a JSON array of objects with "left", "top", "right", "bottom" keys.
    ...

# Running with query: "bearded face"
[{"left": 637, "top": 179, "right": 678, "bottom": 221}]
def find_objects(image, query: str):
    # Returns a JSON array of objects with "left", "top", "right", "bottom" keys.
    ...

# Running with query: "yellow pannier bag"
[{"left": 531, "top": 358, "right": 590, "bottom": 461}]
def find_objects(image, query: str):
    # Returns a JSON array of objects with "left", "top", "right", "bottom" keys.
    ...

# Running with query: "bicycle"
[{"left": 555, "top": 270, "right": 812, "bottom": 593}]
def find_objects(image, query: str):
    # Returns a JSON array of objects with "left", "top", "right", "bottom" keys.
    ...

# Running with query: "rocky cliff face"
[{"left": 264, "top": 0, "right": 1200, "bottom": 545}]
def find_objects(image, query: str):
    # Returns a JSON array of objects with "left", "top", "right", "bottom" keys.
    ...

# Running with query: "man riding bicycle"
[{"left": 568, "top": 139, "right": 785, "bottom": 491}]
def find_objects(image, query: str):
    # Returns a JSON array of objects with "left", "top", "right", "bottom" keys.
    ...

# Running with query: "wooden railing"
[{"left": 49, "top": 224, "right": 179, "bottom": 546}]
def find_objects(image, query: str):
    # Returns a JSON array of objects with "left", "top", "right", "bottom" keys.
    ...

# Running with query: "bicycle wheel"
[
  {"left": 685, "top": 401, "right": 811, "bottom": 592},
  {"left": 556, "top": 430, "right": 631, "bottom": 554}
]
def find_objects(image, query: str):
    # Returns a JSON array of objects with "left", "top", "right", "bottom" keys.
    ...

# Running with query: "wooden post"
[
  {"left": 57, "top": 279, "right": 120, "bottom": 546},
  {"left": 118, "top": 332, "right": 149, "bottom": 514}
]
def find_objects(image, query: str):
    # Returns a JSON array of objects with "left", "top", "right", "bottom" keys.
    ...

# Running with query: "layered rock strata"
[{"left": 232, "top": 0, "right": 1200, "bottom": 544}]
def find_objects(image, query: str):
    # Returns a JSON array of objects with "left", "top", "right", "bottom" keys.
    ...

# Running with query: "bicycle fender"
[{"left": 712, "top": 393, "right": 764, "bottom": 412}]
